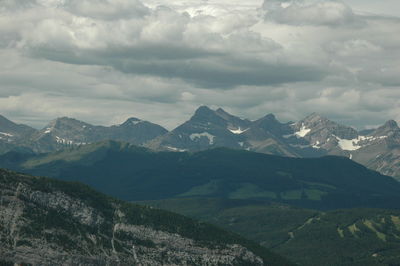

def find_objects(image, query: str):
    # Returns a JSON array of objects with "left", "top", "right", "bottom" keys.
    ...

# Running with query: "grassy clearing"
[
  {"left": 229, "top": 183, "right": 277, "bottom": 199},
  {"left": 363, "top": 220, "right": 386, "bottom": 242}
]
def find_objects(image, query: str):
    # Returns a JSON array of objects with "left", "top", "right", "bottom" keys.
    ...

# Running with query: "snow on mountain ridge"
[
  {"left": 229, "top": 127, "right": 249, "bottom": 134},
  {"left": 294, "top": 124, "right": 311, "bottom": 138},
  {"left": 334, "top": 135, "right": 388, "bottom": 151},
  {"left": 190, "top": 132, "right": 215, "bottom": 145},
  {"left": 0, "top": 132, "right": 13, "bottom": 137}
]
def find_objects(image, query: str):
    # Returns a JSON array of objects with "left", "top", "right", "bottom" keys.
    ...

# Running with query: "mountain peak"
[
  {"left": 42, "top": 117, "right": 91, "bottom": 135},
  {"left": 383, "top": 120, "right": 399, "bottom": 129},
  {"left": 376, "top": 120, "right": 400, "bottom": 132},
  {"left": 52, "top": 116, "right": 83, "bottom": 124},
  {"left": 372, "top": 119, "right": 400, "bottom": 137},
  {"left": 191, "top": 106, "right": 223, "bottom": 122},
  {"left": 259, "top": 113, "right": 277, "bottom": 121},
  {"left": 0, "top": 114, "right": 16, "bottom": 127},
  {"left": 299, "top": 113, "right": 332, "bottom": 127},
  {"left": 215, "top": 107, "right": 229, "bottom": 115},
  {"left": 215, "top": 107, "right": 242, "bottom": 122},
  {"left": 0, "top": 114, "right": 37, "bottom": 137},
  {"left": 194, "top": 105, "right": 214, "bottom": 115},
  {"left": 121, "top": 117, "right": 143, "bottom": 126},
  {"left": 303, "top": 112, "right": 325, "bottom": 121}
]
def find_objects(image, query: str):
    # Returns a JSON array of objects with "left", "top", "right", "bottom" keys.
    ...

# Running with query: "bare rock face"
[{"left": 0, "top": 169, "right": 288, "bottom": 266}]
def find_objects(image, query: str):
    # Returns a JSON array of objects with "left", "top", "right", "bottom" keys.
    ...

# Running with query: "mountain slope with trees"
[{"left": 0, "top": 168, "right": 291, "bottom": 266}]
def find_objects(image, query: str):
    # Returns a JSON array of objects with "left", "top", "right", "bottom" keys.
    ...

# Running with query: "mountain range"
[
  {"left": 0, "top": 168, "right": 291, "bottom": 266},
  {"left": 0, "top": 114, "right": 167, "bottom": 154},
  {"left": 3, "top": 142, "right": 400, "bottom": 265},
  {"left": 1, "top": 107, "right": 400, "bottom": 180}
]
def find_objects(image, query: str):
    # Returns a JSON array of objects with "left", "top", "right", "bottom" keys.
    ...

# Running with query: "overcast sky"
[{"left": 0, "top": 0, "right": 399, "bottom": 130}]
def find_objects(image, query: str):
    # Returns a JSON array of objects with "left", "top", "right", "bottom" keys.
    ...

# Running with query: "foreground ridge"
[{"left": 0, "top": 168, "right": 292, "bottom": 266}]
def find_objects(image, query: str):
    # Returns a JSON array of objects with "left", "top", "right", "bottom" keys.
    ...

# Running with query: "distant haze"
[{"left": 0, "top": 0, "right": 399, "bottom": 130}]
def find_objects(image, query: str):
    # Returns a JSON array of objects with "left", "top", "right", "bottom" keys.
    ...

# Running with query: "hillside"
[
  {"left": 1, "top": 141, "right": 400, "bottom": 210},
  {"left": 0, "top": 168, "right": 291, "bottom": 265},
  {"left": 144, "top": 198, "right": 400, "bottom": 266}
]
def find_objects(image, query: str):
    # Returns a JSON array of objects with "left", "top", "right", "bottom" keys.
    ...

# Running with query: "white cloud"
[
  {"left": 63, "top": 0, "right": 149, "bottom": 20},
  {"left": 0, "top": 0, "right": 399, "bottom": 130},
  {"left": 263, "top": 0, "right": 359, "bottom": 26}
]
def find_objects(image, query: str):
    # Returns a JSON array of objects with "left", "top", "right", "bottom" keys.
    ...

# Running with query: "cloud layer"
[{"left": 0, "top": 0, "right": 399, "bottom": 129}]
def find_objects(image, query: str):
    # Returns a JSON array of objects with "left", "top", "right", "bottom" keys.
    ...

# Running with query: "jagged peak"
[
  {"left": 260, "top": 113, "right": 277, "bottom": 121},
  {"left": 121, "top": 117, "right": 143, "bottom": 126},
  {"left": 373, "top": 120, "right": 400, "bottom": 136},
  {"left": 303, "top": 112, "right": 325, "bottom": 121},
  {"left": 194, "top": 105, "right": 213, "bottom": 115},
  {"left": 0, "top": 115, "right": 37, "bottom": 135},
  {"left": 0, "top": 114, "right": 16, "bottom": 126},
  {"left": 53, "top": 116, "right": 85, "bottom": 124},
  {"left": 0, "top": 114, "right": 10, "bottom": 121},
  {"left": 191, "top": 106, "right": 219, "bottom": 119},
  {"left": 382, "top": 120, "right": 399, "bottom": 129},
  {"left": 215, "top": 107, "right": 241, "bottom": 120},
  {"left": 298, "top": 113, "right": 332, "bottom": 127},
  {"left": 215, "top": 107, "right": 230, "bottom": 115},
  {"left": 126, "top": 117, "right": 142, "bottom": 122},
  {"left": 43, "top": 117, "right": 91, "bottom": 132}
]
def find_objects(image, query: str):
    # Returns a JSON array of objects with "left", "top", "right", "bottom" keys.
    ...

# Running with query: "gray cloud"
[
  {"left": 0, "top": 0, "right": 399, "bottom": 130},
  {"left": 263, "top": 0, "right": 360, "bottom": 26},
  {"left": 63, "top": 0, "right": 150, "bottom": 20},
  {"left": 10, "top": 3, "right": 325, "bottom": 88}
]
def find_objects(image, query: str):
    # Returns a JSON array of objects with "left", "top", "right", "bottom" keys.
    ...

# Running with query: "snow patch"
[
  {"left": 312, "top": 140, "right": 321, "bottom": 149},
  {"left": 349, "top": 154, "right": 353, "bottom": 159},
  {"left": 190, "top": 132, "right": 215, "bottom": 145},
  {"left": 294, "top": 124, "right": 311, "bottom": 138},
  {"left": 44, "top": 128, "right": 52, "bottom": 134},
  {"left": 335, "top": 137, "right": 361, "bottom": 151},
  {"left": 55, "top": 136, "right": 74, "bottom": 145},
  {"left": 238, "top": 142, "right": 244, "bottom": 147},
  {"left": 0, "top": 132, "right": 13, "bottom": 137},
  {"left": 130, "top": 120, "right": 142, "bottom": 126},
  {"left": 55, "top": 136, "right": 86, "bottom": 146},
  {"left": 290, "top": 144, "right": 311, "bottom": 149},
  {"left": 165, "top": 146, "right": 186, "bottom": 152},
  {"left": 228, "top": 127, "right": 249, "bottom": 135},
  {"left": 334, "top": 135, "right": 387, "bottom": 151}
]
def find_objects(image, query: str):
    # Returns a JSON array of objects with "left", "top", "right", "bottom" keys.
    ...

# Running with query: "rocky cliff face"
[{"left": 0, "top": 169, "right": 290, "bottom": 266}]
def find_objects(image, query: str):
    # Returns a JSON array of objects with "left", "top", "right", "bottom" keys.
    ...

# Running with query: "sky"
[{"left": 0, "top": 0, "right": 399, "bottom": 130}]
